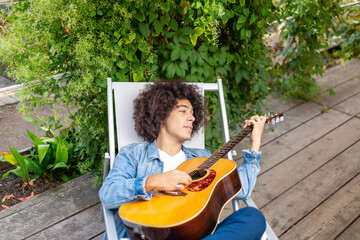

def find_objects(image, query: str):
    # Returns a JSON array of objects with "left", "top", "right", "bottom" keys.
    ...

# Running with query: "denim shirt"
[{"left": 98, "top": 139, "right": 261, "bottom": 239}]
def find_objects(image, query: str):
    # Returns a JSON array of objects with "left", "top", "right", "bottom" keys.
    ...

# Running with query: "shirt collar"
[{"left": 146, "top": 139, "right": 203, "bottom": 161}]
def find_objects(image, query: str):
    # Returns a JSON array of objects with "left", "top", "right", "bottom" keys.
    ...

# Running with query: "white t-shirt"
[{"left": 158, "top": 149, "right": 186, "bottom": 172}]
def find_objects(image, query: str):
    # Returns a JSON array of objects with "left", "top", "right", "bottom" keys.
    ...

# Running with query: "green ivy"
[{"left": 0, "top": 0, "right": 356, "bottom": 182}]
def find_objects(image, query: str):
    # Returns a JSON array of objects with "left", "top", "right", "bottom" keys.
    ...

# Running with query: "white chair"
[{"left": 102, "top": 78, "right": 278, "bottom": 240}]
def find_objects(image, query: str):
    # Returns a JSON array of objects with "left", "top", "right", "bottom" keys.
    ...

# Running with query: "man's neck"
[{"left": 156, "top": 137, "right": 182, "bottom": 157}]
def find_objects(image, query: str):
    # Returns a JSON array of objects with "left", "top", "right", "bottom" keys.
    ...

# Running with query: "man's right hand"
[{"left": 145, "top": 170, "right": 192, "bottom": 192}]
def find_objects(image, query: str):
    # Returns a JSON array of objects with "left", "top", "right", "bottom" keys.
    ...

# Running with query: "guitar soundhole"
[
  {"left": 187, "top": 169, "right": 216, "bottom": 192},
  {"left": 188, "top": 169, "right": 208, "bottom": 180}
]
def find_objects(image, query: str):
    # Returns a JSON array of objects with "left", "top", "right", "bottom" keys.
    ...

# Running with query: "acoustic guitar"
[{"left": 119, "top": 113, "right": 284, "bottom": 240}]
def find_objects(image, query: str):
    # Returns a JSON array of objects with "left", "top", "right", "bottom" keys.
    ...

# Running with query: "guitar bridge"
[{"left": 159, "top": 190, "right": 188, "bottom": 197}]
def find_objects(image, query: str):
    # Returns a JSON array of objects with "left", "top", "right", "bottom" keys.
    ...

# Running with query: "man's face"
[{"left": 160, "top": 99, "right": 195, "bottom": 143}]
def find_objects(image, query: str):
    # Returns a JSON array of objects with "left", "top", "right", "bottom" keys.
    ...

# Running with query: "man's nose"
[{"left": 188, "top": 114, "right": 195, "bottom": 122}]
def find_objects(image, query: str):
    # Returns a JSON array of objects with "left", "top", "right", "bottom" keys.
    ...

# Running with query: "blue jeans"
[{"left": 203, "top": 207, "right": 266, "bottom": 240}]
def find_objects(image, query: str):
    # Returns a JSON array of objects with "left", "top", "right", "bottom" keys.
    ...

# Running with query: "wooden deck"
[{"left": 0, "top": 58, "right": 359, "bottom": 239}]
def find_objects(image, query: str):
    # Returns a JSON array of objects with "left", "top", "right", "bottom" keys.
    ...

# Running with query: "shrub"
[
  {"left": 271, "top": 0, "right": 345, "bottom": 100},
  {"left": 1, "top": 127, "right": 80, "bottom": 184},
  {"left": 0, "top": 0, "right": 356, "bottom": 182}
]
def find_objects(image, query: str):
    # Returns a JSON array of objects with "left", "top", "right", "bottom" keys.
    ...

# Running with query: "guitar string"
[{"left": 188, "top": 115, "right": 282, "bottom": 177}]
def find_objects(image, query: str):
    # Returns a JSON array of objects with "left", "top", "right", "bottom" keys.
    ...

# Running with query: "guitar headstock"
[{"left": 265, "top": 112, "right": 284, "bottom": 125}]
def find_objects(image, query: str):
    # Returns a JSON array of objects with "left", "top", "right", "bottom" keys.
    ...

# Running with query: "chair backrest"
[{"left": 107, "top": 78, "right": 233, "bottom": 168}]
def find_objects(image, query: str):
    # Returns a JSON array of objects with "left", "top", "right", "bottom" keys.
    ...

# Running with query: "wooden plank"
[
  {"left": 334, "top": 93, "right": 360, "bottom": 116},
  {"left": 91, "top": 232, "right": 105, "bottom": 240},
  {"left": 262, "top": 94, "right": 303, "bottom": 114},
  {"left": 234, "top": 101, "right": 324, "bottom": 158},
  {"left": 252, "top": 117, "right": 360, "bottom": 208},
  {"left": 336, "top": 217, "right": 360, "bottom": 240},
  {"left": 261, "top": 140, "right": 360, "bottom": 236},
  {"left": 0, "top": 175, "right": 100, "bottom": 239},
  {"left": 0, "top": 174, "right": 94, "bottom": 218},
  {"left": 317, "top": 58, "right": 360, "bottom": 88},
  {"left": 259, "top": 109, "right": 350, "bottom": 173},
  {"left": 280, "top": 174, "right": 360, "bottom": 240},
  {"left": 314, "top": 76, "right": 360, "bottom": 108},
  {"left": 26, "top": 204, "right": 105, "bottom": 240}
]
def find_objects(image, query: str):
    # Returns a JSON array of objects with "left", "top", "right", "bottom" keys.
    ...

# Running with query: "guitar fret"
[
  {"left": 199, "top": 126, "right": 253, "bottom": 169},
  {"left": 197, "top": 113, "right": 283, "bottom": 170}
]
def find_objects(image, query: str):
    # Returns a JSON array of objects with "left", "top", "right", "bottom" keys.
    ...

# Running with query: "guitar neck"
[
  {"left": 199, "top": 125, "right": 253, "bottom": 169},
  {"left": 198, "top": 113, "right": 284, "bottom": 169}
]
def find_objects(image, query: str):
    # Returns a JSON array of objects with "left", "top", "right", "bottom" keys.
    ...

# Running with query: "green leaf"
[
  {"left": 2, "top": 170, "right": 11, "bottom": 180},
  {"left": 90, "top": 11, "right": 96, "bottom": 17},
  {"left": 241, "top": 29, "right": 246, "bottom": 40},
  {"left": 181, "top": 27, "right": 194, "bottom": 35},
  {"left": 241, "top": 69, "right": 251, "bottom": 80},
  {"left": 258, "top": 20, "right": 265, "bottom": 28},
  {"left": 170, "top": 19, "right": 178, "bottom": 31},
  {"left": 238, "top": 15, "right": 246, "bottom": 24},
  {"left": 52, "top": 162, "right": 70, "bottom": 170},
  {"left": 235, "top": 70, "right": 242, "bottom": 84},
  {"left": 8, "top": 167, "right": 26, "bottom": 181},
  {"left": 166, "top": 63, "right": 176, "bottom": 77},
  {"left": 24, "top": 157, "right": 42, "bottom": 177},
  {"left": 180, "top": 48, "right": 189, "bottom": 61},
  {"left": 133, "top": 72, "right": 143, "bottom": 82},
  {"left": 198, "top": 45, "right": 208, "bottom": 52},
  {"left": 153, "top": 20, "right": 163, "bottom": 36},
  {"left": 194, "top": 27, "right": 204, "bottom": 36},
  {"left": 139, "top": 23, "right": 150, "bottom": 38},
  {"left": 178, "top": 61, "right": 188, "bottom": 71},
  {"left": 133, "top": 12, "right": 145, "bottom": 22},
  {"left": 227, "top": 54, "right": 235, "bottom": 64},
  {"left": 138, "top": 41, "right": 151, "bottom": 53},
  {"left": 9, "top": 146, "right": 29, "bottom": 182},
  {"left": 60, "top": 174, "right": 71, "bottom": 182},
  {"left": 26, "top": 129, "right": 43, "bottom": 147},
  {"left": 243, "top": 8, "right": 249, "bottom": 17},
  {"left": 171, "top": 46, "right": 181, "bottom": 61},
  {"left": 190, "top": 34, "right": 198, "bottom": 46},
  {"left": 240, "top": 0, "right": 245, "bottom": 7},
  {"left": 41, "top": 137, "right": 57, "bottom": 144},
  {"left": 38, "top": 144, "right": 50, "bottom": 164},
  {"left": 250, "top": 14, "right": 257, "bottom": 25},
  {"left": 246, "top": 30, "right": 252, "bottom": 39},
  {"left": 55, "top": 139, "right": 68, "bottom": 165}
]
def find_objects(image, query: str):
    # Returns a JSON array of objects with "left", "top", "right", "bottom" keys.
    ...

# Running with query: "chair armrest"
[
  {"left": 100, "top": 153, "right": 111, "bottom": 223},
  {"left": 103, "top": 152, "right": 111, "bottom": 180},
  {"left": 103, "top": 205, "right": 118, "bottom": 240}
]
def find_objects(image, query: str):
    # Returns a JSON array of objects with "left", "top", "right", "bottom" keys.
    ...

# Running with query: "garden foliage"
[
  {"left": 1, "top": 127, "right": 80, "bottom": 184},
  {"left": 0, "top": 0, "right": 357, "bottom": 182}
]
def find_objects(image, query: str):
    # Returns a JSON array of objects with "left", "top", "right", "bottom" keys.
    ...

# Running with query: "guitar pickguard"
[{"left": 187, "top": 169, "right": 216, "bottom": 192}]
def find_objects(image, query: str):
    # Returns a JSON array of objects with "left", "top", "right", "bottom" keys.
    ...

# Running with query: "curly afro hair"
[{"left": 133, "top": 81, "right": 205, "bottom": 143}]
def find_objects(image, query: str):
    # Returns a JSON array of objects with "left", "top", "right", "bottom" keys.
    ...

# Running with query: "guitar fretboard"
[{"left": 199, "top": 125, "right": 254, "bottom": 169}]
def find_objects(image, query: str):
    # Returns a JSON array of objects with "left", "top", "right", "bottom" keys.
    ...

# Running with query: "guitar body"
[{"left": 119, "top": 157, "right": 242, "bottom": 240}]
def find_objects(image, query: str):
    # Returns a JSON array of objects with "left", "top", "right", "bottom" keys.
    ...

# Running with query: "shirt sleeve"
[
  {"left": 236, "top": 149, "right": 261, "bottom": 200},
  {"left": 98, "top": 147, "right": 153, "bottom": 210}
]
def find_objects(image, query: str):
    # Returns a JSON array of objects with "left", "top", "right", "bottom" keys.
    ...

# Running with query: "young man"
[{"left": 99, "top": 81, "right": 267, "bottom": 240}]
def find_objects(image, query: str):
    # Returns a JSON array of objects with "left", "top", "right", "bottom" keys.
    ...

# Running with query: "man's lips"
[{"left": 184, "top": 126, "right": 193, "bottom": 131}]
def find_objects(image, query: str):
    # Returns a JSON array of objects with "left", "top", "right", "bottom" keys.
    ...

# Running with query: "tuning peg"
[
  {"left": 276, "top": 117, "right": 280, "bottom": 123},
  {"left": 280, "top": 115, "right": 284, "bottom": 121},
  {"left": 271, "top": 119, "right": 276, "bottom": 125}
]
